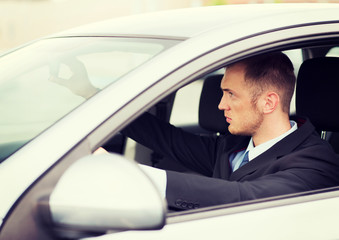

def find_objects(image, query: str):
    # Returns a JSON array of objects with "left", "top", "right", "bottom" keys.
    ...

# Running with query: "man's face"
[{"left": 218, "top": 64, "right": 264, "bottom": 136}]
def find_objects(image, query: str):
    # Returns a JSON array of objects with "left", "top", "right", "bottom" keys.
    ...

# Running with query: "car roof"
[{"left": 56, "top": 4, "right": 339, "bottom": 40}]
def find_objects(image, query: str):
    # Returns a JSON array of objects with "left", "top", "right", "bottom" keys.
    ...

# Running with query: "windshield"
[{"left": 0, "top": 37, "right": 178, "bottom": 162}]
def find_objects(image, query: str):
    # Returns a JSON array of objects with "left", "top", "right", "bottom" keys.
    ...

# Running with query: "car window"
[
  {"left": 170, "top": 79, "right": 204, "bottom": 126},
  {"left": 326, "top": 47, "right": 339, "bottom": 57},
  {"left": 0, "top": 37, "right": 178, "bottom": 162},
  {"left": 284, "top": 49, "right": 303, "bottom": 115}
]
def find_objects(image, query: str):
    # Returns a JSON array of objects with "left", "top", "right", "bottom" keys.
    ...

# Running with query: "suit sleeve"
[
  {"left": 166, "top": 146, "right": 339, "bottom": 210},
  {"left": 165, "top": 169, "right": 318, "bottom": 210},
  {"left": 122, "top": 113, "right": 220, "bottom": 176},
  {"left": 165, "top": 134, "right": 339, "bottom": 210}
]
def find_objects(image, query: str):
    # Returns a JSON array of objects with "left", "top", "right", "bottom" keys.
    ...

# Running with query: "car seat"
[
  {"left": 199, "top": 74, "right": 229, "bottom": 135},
  {"left": 296, "top": 57, "right": 339, "bottom": 153}
]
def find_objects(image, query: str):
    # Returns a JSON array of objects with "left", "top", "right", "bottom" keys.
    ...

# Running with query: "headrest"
[
  {"left": 199, "top": 75, "right": 228, "bottom": 134},
  {"left": 296, "top": 57, "right": 339, "bottom": 131}
]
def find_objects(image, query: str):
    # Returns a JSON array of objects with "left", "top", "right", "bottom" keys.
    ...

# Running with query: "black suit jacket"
[{"left": 123, "top": 113, "right": 339, "bottom": 210}]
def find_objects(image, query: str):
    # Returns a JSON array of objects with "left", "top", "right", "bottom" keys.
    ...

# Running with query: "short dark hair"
[{"left": 229, "top": 52, "right": 296, "bottom": 113}]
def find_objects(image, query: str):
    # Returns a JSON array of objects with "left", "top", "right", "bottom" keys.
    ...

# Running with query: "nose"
[{"left": 218, "top": 94, "right": 230, "bottom": 111}]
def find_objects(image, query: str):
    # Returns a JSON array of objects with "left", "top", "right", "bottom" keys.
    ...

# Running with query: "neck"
[{"left": 252, "top": 113, "right": 291, "bottom": 147}]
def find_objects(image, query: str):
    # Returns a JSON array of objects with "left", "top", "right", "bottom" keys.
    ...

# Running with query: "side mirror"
[{"left": 38, "top": 153, "right": 166, "bottom": 238}]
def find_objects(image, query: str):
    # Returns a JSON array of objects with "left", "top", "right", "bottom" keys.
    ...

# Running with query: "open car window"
[
  {"left": 112, "top": 46, "right": 339, "bottom": 213},
  {"left": 122, "top": 49, "right": 303, "bottom": 172}
]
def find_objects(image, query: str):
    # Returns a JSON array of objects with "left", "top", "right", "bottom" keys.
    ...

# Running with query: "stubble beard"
[{"left": 228, "top": 105, "right": 264, "bottom": 137}]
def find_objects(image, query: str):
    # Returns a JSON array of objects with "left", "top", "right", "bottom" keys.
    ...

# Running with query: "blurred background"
[{"left": 1, "top": 0, "right": 339, "bottom": 52}]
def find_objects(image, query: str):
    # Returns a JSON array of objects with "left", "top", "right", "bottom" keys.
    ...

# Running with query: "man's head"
[{"left": 218, "top": 52, "right": 295, "bottom": 136}]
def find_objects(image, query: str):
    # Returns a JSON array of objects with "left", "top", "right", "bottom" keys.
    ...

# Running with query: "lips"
[{"left": 225, "top": 116, "right": 232, "bottom": 123}]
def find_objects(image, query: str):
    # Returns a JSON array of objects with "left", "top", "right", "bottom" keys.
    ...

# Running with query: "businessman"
[{"left": 123, "top": 52, "right": 339, "bottom": 210}]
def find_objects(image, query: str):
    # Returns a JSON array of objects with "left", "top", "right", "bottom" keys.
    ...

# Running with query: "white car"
[{"left": 1, "top": 3, "right": 339, "bottom": 240}]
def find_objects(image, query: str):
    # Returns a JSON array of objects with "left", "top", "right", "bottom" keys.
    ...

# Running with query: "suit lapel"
[
  {"left": 216, "top": 135, "right": 249, "bottom": 180},
  {"left": 229, "top": 147, "right": 278, "bottom": 181},
  {"left": 229, "top": 118, "right": 314, "bottom": 181}
]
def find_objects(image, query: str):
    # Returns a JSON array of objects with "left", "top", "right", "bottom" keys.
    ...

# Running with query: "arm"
[
  {"left": 165, "top": 169, "right": 320, "bottom": 210},
  {"left": 122, "top": 112, "right": 220, "bottom": 176},
  {"left": 166, "top": 144, "right": 339, "bottom": 210}
]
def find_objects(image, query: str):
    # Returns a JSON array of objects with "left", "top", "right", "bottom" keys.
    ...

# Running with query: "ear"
[{"left": 262, "top": 92, "right": 279, "bottom": 114}]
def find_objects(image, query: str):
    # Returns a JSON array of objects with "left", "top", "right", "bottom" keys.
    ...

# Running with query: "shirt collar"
[{"left": 245, "top": 120, "right": 298, "bottom": 161}]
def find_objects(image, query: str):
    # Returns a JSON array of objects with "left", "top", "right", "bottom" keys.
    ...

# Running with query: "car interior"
[
  {"left": 102, "top": 72, "right": 230, "bottom": 174},
  {"left": 103, "top": 46, "right": 339, "bottom": 177}
]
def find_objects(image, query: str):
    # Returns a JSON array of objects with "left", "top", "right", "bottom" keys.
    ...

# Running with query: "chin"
[
  {"left": 228, "top": 126, "right": 239, "bottom": 135},
  {"left": 228, "top": 126, "right": 251, "bottom": 136}
]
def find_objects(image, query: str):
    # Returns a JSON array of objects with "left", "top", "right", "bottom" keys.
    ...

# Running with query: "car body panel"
[
  {"left": 86, "top": 194, "right": 339, "bottom": 240},
  {"left": 58, "top": 4, "right": 339, "bottom": 39}
]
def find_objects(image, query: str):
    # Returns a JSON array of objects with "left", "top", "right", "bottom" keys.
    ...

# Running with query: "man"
[{"left": 122, "top": 52, "right": 339, "bottom": 210}]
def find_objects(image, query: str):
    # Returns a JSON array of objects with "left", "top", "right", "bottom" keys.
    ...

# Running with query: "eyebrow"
[
  {"left": 221, "top": 88, "right": 232, "bottom": 92},
  {"left": 222, "top": 88, "right": 238, "bottom": 97}
]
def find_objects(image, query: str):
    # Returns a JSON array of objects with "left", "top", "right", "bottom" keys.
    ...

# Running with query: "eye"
[{"left": 228, "top": 91, "right": 234, "bottom": 97}]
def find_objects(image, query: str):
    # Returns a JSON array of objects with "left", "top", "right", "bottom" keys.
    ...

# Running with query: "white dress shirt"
[{"left": 231, "top": 121, "right": 298, "bottom": 171}]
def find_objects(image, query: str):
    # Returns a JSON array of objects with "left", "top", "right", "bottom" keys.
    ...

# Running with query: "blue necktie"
[{"left": 239, "top": 151, "right": 249, "bottom": 168}]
